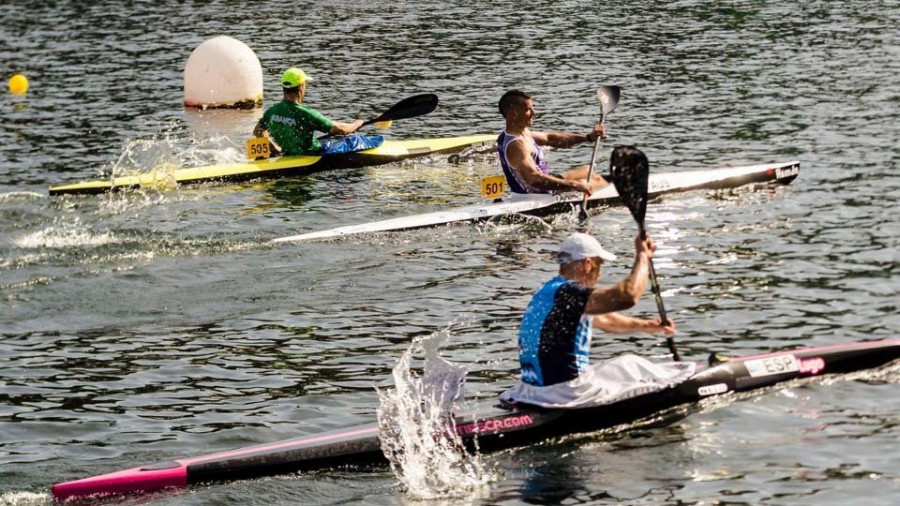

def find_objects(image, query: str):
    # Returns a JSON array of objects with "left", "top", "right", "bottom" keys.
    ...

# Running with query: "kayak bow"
[{"left": 52, "top": 338, "right": 899, "bottom": 501}]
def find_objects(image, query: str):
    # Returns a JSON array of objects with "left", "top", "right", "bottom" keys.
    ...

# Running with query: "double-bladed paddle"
[
  {"left": 358, "top": 93, "right": 439, "bottom": 130},
  {"left": 609, "top": 146, "right": 681, "bottom": 361},
  {"left": 320, "top": 93, "right": 439, "bottom": 139},
  {"left": 578, "top": 86, "right": 621, "bottom": 226}
]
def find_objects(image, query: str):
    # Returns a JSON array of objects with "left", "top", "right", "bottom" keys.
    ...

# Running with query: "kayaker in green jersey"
[{"left": 253, "top": 68, "right": 364, "bottom": 156}]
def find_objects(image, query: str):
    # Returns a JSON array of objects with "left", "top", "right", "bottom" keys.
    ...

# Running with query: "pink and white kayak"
[{"left": 52, "top": 338, "right": 898, "bottom": 501}]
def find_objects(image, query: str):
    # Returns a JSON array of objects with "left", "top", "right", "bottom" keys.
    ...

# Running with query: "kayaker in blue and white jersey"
[
  {"left": 497, "top": 90, "right": 610, "bottom": 195},
  {"left": 501, "top": 232, "right": 693, "bottom": 408},
  {"left": 253, "top": 68, "right": 372, "bottom": 156}
]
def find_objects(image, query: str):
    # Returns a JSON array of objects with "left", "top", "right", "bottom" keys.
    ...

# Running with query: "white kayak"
[{"left": 272, "top": 161, "right": 800, "bottom": 243}]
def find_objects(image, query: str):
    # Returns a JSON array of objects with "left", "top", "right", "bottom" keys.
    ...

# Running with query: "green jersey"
[{"left": 258, "top": 100, "right": 335, "bottom": 156}]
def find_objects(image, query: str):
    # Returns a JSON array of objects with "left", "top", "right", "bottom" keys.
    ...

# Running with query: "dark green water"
[{"left": 1, "top": 1, "right": 898, "bottom": 504}]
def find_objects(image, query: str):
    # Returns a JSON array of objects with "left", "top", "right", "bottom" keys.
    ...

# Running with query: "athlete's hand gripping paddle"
[
  {"left": 609, "top": 146, "right": 681, "bottom": 361},
  {"left": 578, "top": 86, "right": 621, "bottom": 227},
  {"left": 319, "top": 94, "right": 439, "bottom": 140}
]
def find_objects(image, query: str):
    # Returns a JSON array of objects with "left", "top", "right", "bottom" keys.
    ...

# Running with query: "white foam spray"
[
  {"left": 376, "top": 330, "right": 493, "bottom": 500},
  {"left": 0, "top": 491, "right": 51, "bottom": 506},
  {"left": 13, "top": 216, "right": 119, "bottom": 249},
  {"left": 106, "top": 128, "right": 239, "bottom": 180}
]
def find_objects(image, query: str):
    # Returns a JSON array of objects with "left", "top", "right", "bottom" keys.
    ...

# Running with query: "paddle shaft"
[
  {"left": 578, "top": 135, "right": 603, "bottom": 223},
  {"left": 638, "top": 223, "right": 680, "bottom": 361},
  {"left": 578, "top": 111, "right": 609, "bottom": 223},
  {"left": 320, "top": 93, "right": 438, "bottom": 140},
  {"left": 358, "top": 116, "right": 386, "bottom": 129}
]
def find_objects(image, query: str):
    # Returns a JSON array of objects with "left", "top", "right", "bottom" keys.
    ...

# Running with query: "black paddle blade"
[
  {"left": 368, "top": 93, "right": 439, "bottom": 125},
  {"left": 609, "top": 145, "right": 650, "bottom": 226},
  {"left": 609, "top": 145, "right": 678, "bottom": 361}
]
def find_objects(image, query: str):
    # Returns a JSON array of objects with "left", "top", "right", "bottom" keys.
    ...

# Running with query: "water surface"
[{"left": 1, "top": 1, "right": 898, "bottom": 504}]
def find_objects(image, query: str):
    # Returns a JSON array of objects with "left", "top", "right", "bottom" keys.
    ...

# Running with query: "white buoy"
[{"left": 184, "top": 36, "right": 263, "bottom": 109}]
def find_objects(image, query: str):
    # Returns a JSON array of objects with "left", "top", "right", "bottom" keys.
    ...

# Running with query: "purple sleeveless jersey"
[{"left": 497, "top": 130, "right": 554, "bottom": 194}]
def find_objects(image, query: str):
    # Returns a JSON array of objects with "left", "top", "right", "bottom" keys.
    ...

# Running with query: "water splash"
[
  {"left": 376, "top": 330, "right": 493, "bottom": 499},
  {"left": 13, "top": 216, "right": 119, "bottom": 249},
  {"left": 0, "top": 192, "right": 46, "bottom": 203},
  {"left": 0, "top": 491, "right": 51, "bottom": 506},
  {"left": 84, "top": 130, "right": 242, "bottom": 214},
  {"left": 483, "top": 212, "right": 552, "bottom": 233},
  {"left": 106, "top": 128, "right": 240, "bottom": 180}
]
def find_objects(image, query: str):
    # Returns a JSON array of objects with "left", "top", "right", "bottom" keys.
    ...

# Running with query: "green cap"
[{"left": 281, "top": 68, "right": 311, "bottom": 88}]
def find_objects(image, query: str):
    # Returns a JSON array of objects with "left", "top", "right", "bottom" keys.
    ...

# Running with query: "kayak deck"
[
  {"left": 272, "top": 160, "right": 801, "bottom": 243},
  {"left": 52, "top": 338, "right": 899, "bottom": 501},
  {"left": 48, "top": 134, "right": 496, "bottom": 196}
]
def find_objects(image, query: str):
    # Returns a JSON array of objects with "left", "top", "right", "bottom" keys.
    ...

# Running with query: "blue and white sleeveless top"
[
  {"left": 497, "top": 130, "right": 553, "bottom": 194},
  {"left": 518, "top": 276, "right": 594, "bottom": 386}
]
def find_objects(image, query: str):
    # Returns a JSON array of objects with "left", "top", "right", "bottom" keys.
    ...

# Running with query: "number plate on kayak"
[
  {"left": 246, "top": 137, "right": 271, "bottom": 160},
  {"left": 481, "top": 175, "right": 505, "bottom": 199},
  {"left": 743, "top": 354, "right": 800, "bottom": 377}
]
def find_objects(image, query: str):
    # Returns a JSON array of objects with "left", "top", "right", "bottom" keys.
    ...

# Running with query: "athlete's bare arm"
[
  {"left": 253, "top": 122, "right": 283, "bottom": 155},
  {"left": 505, "top": 138, "right": 592, "bottom": 194},
  {"left": 592, "top": 312, "right": 676, "bottom": 335},
  {"left": 329, "top": 119, "right": 365, "bottom": 135},
  {"left": 584, "top": 235, "right": 654, "bottom": 315},
  {"left": 530, "top": 124, "right": 606, "bottom": 149}
]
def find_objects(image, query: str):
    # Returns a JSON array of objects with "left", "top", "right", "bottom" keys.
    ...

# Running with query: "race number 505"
[
  {"left": 481, "top": 175, "right": 505, "bottom": 199},
  {"left": 246, "top": 138, "right": 271, "bottom": 160}
]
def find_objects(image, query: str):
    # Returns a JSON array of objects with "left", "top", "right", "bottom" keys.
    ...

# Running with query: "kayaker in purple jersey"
[{"left": 498, "top": 90, "right": 610, "bottom": 195}]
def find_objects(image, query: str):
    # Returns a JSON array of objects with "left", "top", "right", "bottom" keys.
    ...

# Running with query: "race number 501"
[{"left": 481, "top": 175, "right": 505, "bottom": 199}]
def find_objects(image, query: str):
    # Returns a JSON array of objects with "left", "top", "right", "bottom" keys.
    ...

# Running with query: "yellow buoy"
[
  {"left": 374, "top": 120, "right": 392, "bottom": 130},
  {"left": 9, "top": 74, "right": 29, "bottom": 94}
]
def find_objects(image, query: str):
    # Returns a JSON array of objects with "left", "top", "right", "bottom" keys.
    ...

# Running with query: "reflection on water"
[{"left": 181, "top": 108, "right": 261, "bottom": 139}]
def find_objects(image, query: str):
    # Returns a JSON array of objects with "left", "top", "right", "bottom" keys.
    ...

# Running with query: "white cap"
[{"left": 557, "top": 233, "right": 617, "bottom": 264}]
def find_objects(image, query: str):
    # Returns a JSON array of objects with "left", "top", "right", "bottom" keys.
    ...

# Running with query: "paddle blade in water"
[{"left": 609, "top": 145, "right": 649, "bottom": 225}]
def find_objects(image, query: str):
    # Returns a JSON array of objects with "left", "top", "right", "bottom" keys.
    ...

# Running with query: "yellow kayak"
[{"left": 48, "top": 134, "right": 496, "bottom": 196}]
